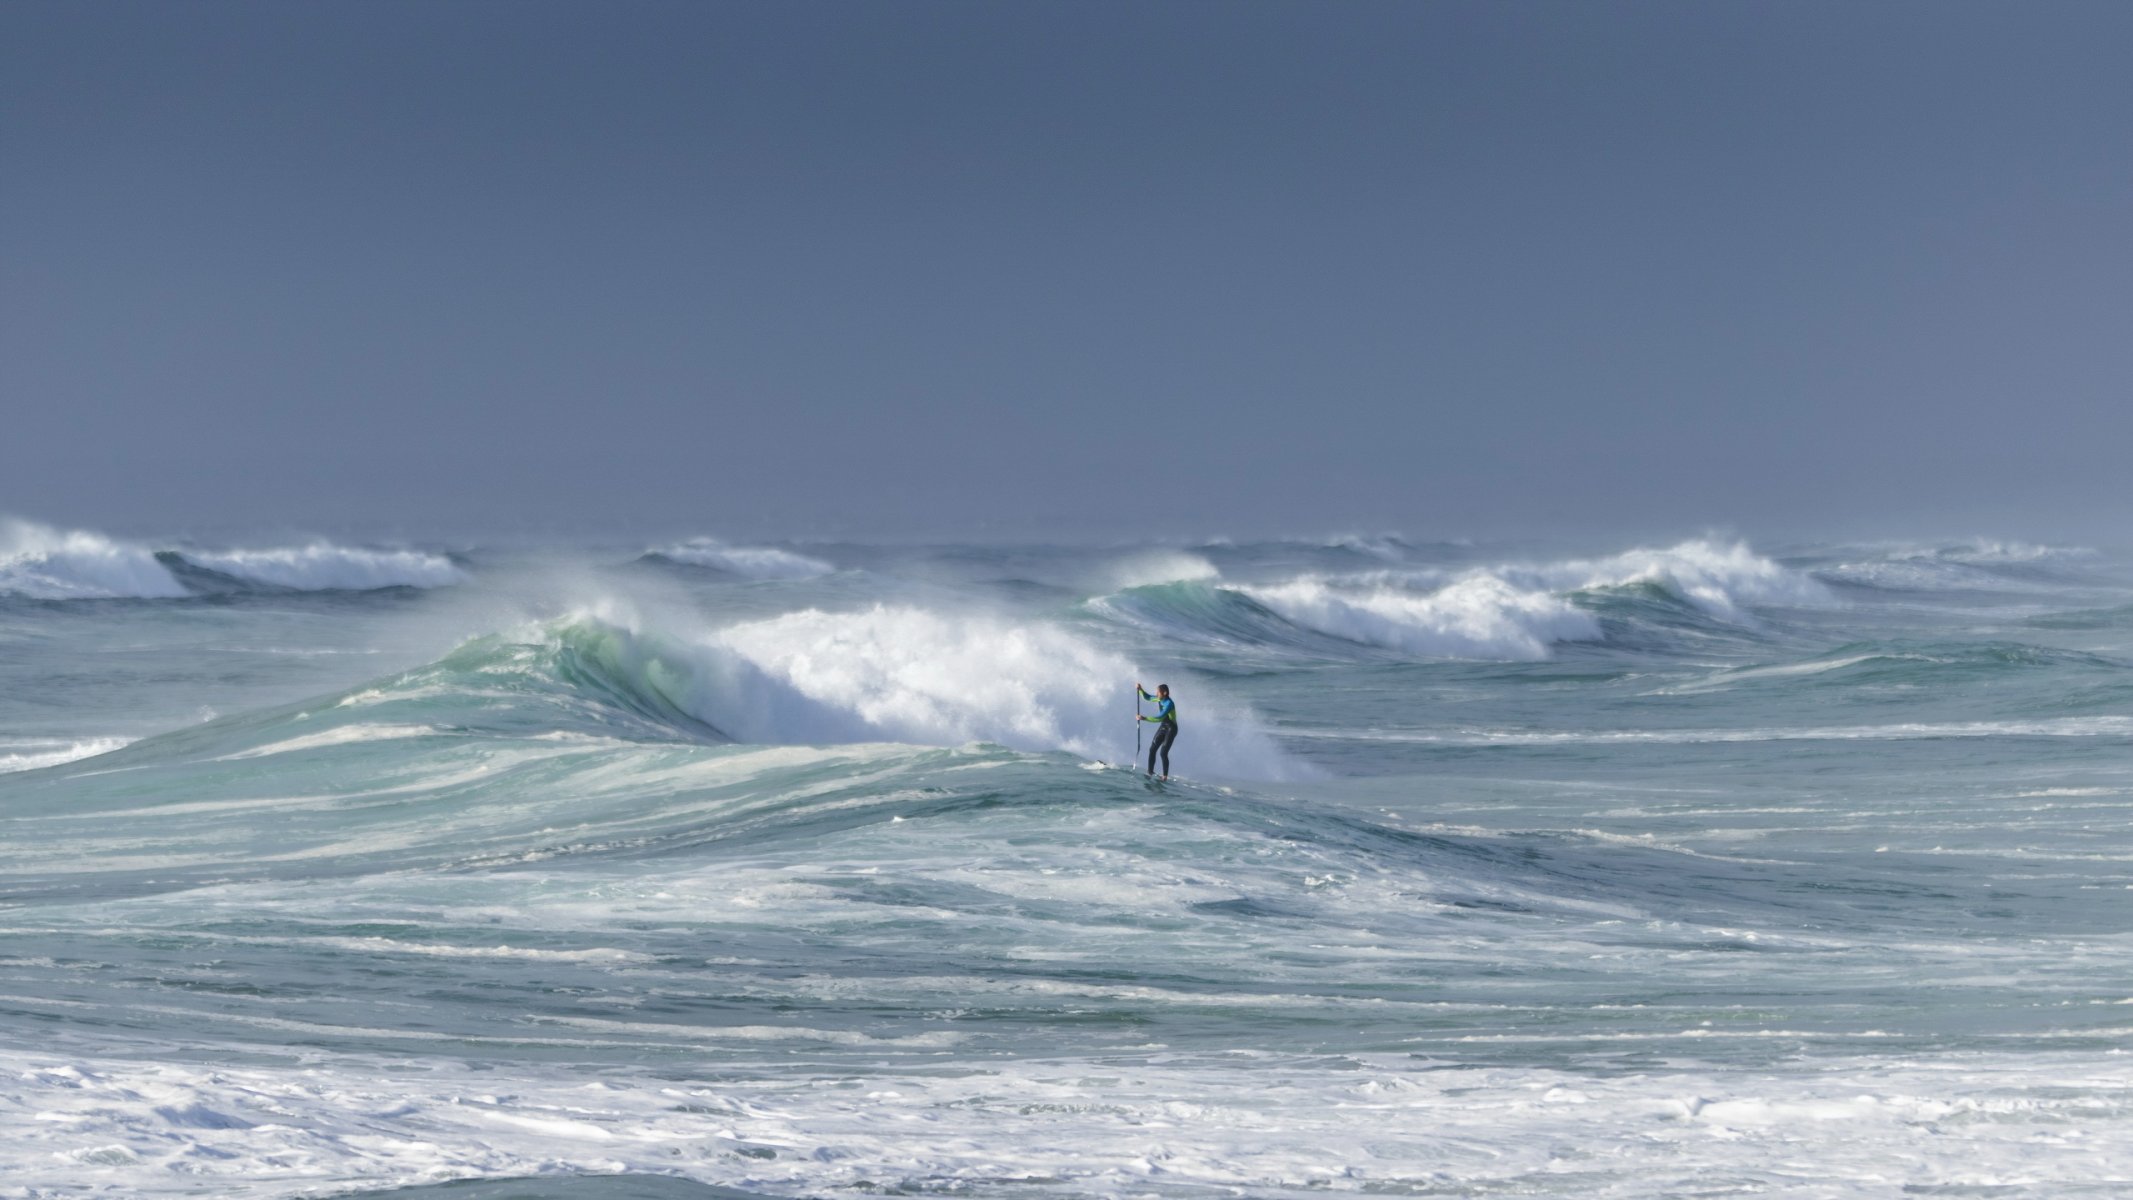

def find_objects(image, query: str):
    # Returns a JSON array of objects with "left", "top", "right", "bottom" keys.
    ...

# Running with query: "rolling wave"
[
  {"left": 1093, "top": 540, "right": 1821, "bottom": 661},
  {"left": 0, "top": 518, "right": 464, "bottom": 598},
  {"left": 56, "top": 604, "right": 1296, "bottom": 781},
  {"left": 645, "top": 538, "right": 836, "bottom": 580},
  {"left": 0, "top": 518, "right": 189, "bottom": 599},
  {"left": 1809, "top": 540, "right": 2111, "bottom": 595}
]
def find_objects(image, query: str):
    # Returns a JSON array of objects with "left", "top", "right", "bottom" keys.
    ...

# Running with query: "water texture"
[{"left": 4, "top": 522, "right": 2132, "bottom": 1197}]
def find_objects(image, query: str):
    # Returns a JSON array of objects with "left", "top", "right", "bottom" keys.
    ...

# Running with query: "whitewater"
[{"left": 4, "top": 519, "right": 2133, "bottom": 1198}]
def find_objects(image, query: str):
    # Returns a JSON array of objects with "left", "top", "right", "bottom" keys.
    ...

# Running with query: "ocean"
[{"left": 3, "top": 517, "right": 2131, "bottom": 1197}]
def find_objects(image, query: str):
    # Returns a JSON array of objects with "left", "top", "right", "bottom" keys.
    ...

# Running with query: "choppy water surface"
[{"left": 5, "top": 520, "right": 2133, "bottom": 1197}]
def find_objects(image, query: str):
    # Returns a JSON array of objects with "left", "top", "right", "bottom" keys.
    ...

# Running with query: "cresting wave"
[
  {"left": 1097, "top": 539, "right": 1829, "bottom": 661},
  {"left": 0, "top": 518, "right": 464, "bottom": 598},
  {"left": 337, "top": 604, "right": 1299, "bottom": 778},
  {"left": 0, "top": 737, "right": 132, "bottom": 775},
  {"left": 647, "top": 537, "right": 835, "bottom": 580}
]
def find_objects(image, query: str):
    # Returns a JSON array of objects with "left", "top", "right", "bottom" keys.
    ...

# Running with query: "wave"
[
  {"left": 0, "top": 737, "right": 132, "bottom": 775},
  {"left": 320, "top": 604, "right": 1299, "bottom": 778},
  {"left": 1887, "top": 539, "right": 2096, "bottom": 565},
  {"left": 647, "top": 538, "right": 835, "bottom": 580},
  {"left": 1652, "top": 641, "right": 2126, "bottom": 695},
  {"left": 1500, "top": 539, "right": 1832, "bottom": 619},
  {"left": 0, "top": 518, "right": 464, "bottom": 598},
  {"left": 664, "top": 605, "right": 1294, "bottom": 776},
  {"left": 1097, "top": 540, "right": 1819, "bottom": 661},
  {"left": 1808, "top": 540, "right": 2110, "bottom": 596},
  {"left": 1241, "top": 575, "right": 1599, "bottom": 660},
  {"left": 0, "top": 519, "right": 190, "bottom": 600},
  {"left": 170, "top": 544, "right": 465, "bottom": 592}
]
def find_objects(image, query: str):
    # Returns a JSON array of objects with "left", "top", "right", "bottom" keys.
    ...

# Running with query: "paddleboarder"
[{"left": 1136, "top": 682, "right": 1177, "bottom": 780}]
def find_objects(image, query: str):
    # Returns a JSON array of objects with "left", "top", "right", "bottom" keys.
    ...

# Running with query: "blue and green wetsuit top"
[{"left": 1138, "top": 687, "right": 1176, "bottom": 727}]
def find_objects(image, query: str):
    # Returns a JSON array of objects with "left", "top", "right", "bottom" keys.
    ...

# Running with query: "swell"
[
  {"left": 641, "top": 538, "right": 835, "bottom": 580},
  {"left": 1090, "top": 540, "right": 1824, "bottom": 662},
  {"left": 0, "top": 518, "right": 464, "bottom": 598}
]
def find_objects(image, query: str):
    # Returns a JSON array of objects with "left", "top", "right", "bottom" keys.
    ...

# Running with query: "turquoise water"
[{"left": 4, "top": 524, "right": 2133, "bottom": 1196}]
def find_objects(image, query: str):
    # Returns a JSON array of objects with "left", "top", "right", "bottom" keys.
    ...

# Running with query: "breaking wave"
[
  {"left": 333, "top": 605, "right": 1299, "bottom": 779},
  {"left": 0, "top": 518, "right": 464, "bottom": 598},
  {"left": 1241, "top": 575, "right": 1598, "bottom": 660},
  {"left": 174, "top": 544, "right": 465, "bottom": 591},
  {"left": 648, "top": 538, "right": 835, "bottom": 580},
  {"left": 0, "top": 519, "right": 190, "bottom": 600},
  {"left": 1098, "top": 540, "right": 1824, "bottom": 661},
  {"left": 0, "top": 737, "right": 133, "bottom": 775}
]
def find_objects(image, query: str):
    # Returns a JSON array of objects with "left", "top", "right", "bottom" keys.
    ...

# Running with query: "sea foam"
[
  {"left": 178, "top": 544, "right": 465, "bottom": 591},
  {"left": 0, "top": 519, "right": 188, "bottom": 599},
  {"left": 0, "top": 518, "right": 465, "bottom": 597},
  {"left": 1223, "top": 540, "right": 1820, "bottom": 660},
  {"left": 1242, "top": 574, "right": 1599, "bottom": 660},
  {"left": 539, "top": 605, "right": 1297, "bottom": 778}
]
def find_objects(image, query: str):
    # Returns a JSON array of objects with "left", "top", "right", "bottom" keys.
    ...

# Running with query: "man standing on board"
[{"left": 1137, "top": 682, "right": 1177, "bottom": 780}]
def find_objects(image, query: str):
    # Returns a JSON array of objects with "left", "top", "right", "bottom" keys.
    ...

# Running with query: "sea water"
[{"left": 3, "top": 518, "right": 2132, "bottom": 1197}]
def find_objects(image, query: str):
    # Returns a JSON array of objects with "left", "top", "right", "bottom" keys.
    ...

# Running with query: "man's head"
[{"left": 1157, "top": 684, "right": 1169, "bottom": 697}]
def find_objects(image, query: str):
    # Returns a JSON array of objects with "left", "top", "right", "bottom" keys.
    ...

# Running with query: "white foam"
[
  {"left": 1242, "top": 574, "right": 1600, "bottom": 660},
  {"left": 2, "top": 1047, "right": 2129, "bottom": 1198},
  {"left": 656, "top": 538, "right": 835, "bottom": 580},
  {"left": 180, "top": 543, "right": 465, "bottom": 590},
  {"left": 0, "top": 519, "right": 465, "bottom": 597},
  {"left": 0, "top": 518, "right": 186, "bottom": 599},
  {"left": 1221, "top": 540, "right": 1821, "bottom": 662},
  {"left": 217, "top": 724, "right": 450, "bottom": 761},
  {"left": 556, "top": 605, "right": 1298, "bottom": 778},
  {"left": 1509, "top": 538, "right": 1832, "bottom": 618},
  {"left": 0, "top": 737, "right": 131, "bottom": 774}
]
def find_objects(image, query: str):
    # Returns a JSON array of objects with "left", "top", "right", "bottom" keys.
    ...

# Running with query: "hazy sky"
[{"left": 4, "top": 1, "right": 2129, "bottom": 542}]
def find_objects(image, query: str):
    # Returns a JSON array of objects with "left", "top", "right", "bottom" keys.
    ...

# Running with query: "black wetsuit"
[{"left": 1143, "top": 693, "right": 1177, "bottom": 776}]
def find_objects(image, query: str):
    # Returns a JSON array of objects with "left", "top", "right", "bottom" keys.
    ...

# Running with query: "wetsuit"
[{"left": 1139, "top": 688, "right": 1177, "bottom": 777}]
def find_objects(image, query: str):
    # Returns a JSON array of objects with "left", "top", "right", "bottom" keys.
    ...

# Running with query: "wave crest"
[
  {"left": 0, "top": 518, "right": 465, "bottom": 597},
  {"left": 345, "top": 606, "right": 1298, "bottom": 778},
  {"left": 1095, "top": 540, "right": 1822, "bottom": 661},
  {"left": 650, "top": 538, "right": 835, "bottom": 580},
  {"left": 1519, "top": 539, "right": 1831, "bottom": 619},
  {"left": 175, "top": 544, "right": 464, "bottom": 591},
  {"left": 1242, "top": 575, "right": 1599, "bottom": 661},
  {"left": 0, "top": 519, "right": 189, "bottom": 599}
]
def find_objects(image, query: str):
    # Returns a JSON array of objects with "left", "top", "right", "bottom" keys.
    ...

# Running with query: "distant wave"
[
  {"left": 1886, "top": 539, "right": 2096, "bottom": 565},
  {"left": 1241, "top": 574, "right": 1599, "bottom": 660},
  {"left": 0, "top": 518, "right": 463, "bottom": 598},
  {"left": 1496, "top": 538, "right": 1832, "bottom": 619},
  {"left": 0, "top": 519, "right": 191, "bottom": 600},
  {"left": 174, "top": 544, "right": 465, "bottom": 591},
  {"left": 1812, "top": 540, "right": 2106, "bottom": 594},
  {"left": 1099, "top": 540, "right": 1823, "bottom": 661},
  {"left": 0, "top": 736, "right": 132, "bottom": 775},
  {"left": 647, "top": 538, "right": 835, "bottom": 580}
]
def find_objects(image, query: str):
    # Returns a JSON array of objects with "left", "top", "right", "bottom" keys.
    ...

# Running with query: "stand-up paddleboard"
[{"left": 1082, "top": 759, "right": 1182, "bottom": 791}]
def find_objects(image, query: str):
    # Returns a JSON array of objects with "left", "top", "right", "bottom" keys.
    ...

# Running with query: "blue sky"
[{"left": 4, "top": 1, "right": 2129, "bottom": 541}]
